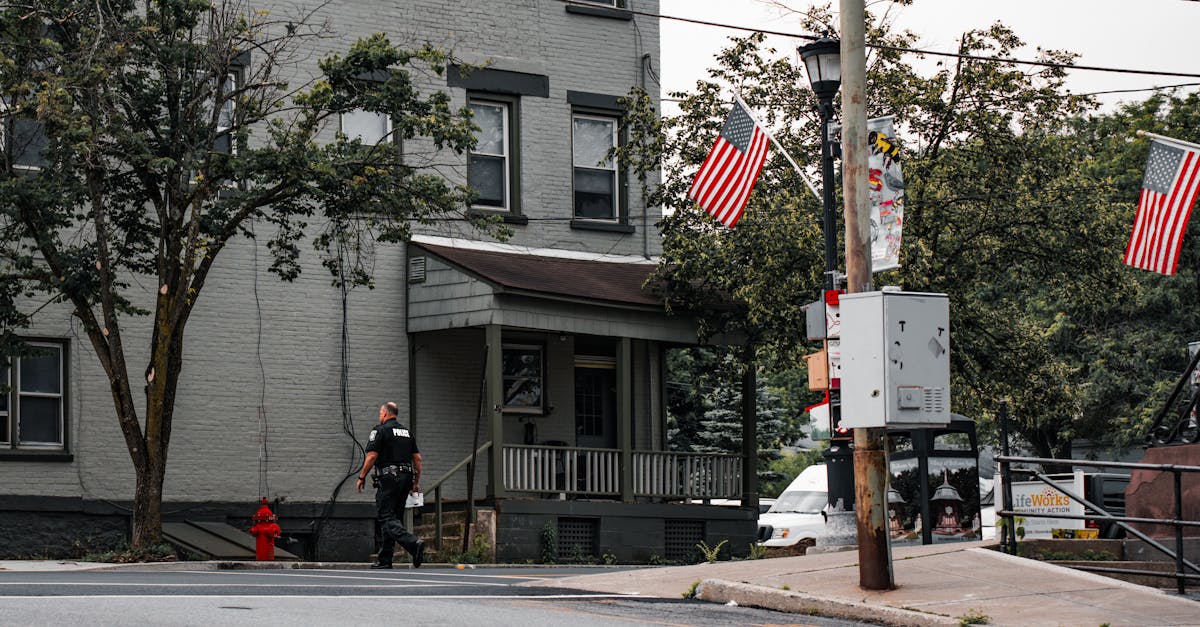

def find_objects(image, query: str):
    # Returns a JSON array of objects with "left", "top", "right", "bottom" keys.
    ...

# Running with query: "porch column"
[
  {"left": 486, "top": 324, "right": 506, "bottom": 499},
  {"left": 741, "top": 343, "right": 759, "bottom": 510},
  {"left": 618, "top": 337, "right": 633, "bottom": 502}
]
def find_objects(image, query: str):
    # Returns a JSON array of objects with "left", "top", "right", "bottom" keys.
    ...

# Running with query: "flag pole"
[
  {"left": 733, "top": 93, "right": 822, "bottom": 200},
  {"left": 1137, "top": 130, "right": 1200, "bottom": 151}
]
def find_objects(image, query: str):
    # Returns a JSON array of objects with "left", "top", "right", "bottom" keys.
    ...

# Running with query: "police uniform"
[{"left": 366, "top": 417, "right": 423, "bottom": 567}]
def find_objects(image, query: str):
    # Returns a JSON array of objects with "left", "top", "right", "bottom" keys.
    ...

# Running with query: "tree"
[
  {"left": 0, "top": 0, "right": 491, "bottom": 545},
  {"left": 665, "top": 347, "right": 788, "bottom": 484},
  {"left": 622, "top": 2, "right": 1191, "bottom": 462}
]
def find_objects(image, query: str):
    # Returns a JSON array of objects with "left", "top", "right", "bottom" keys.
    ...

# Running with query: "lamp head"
[{"left": 798, "top": 37, "right": 841, "bottom": 103}]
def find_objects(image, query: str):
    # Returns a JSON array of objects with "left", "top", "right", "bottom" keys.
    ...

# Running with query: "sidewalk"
[{"left": 526, "top": 541, "right": 1200, "bottom": 627}]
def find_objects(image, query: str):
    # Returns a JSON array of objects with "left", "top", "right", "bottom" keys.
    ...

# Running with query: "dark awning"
[{"left": 411, "top": 242, "right": 662, "bottom": 308}]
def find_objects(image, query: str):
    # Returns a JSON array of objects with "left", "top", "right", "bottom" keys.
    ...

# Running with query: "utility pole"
[{"left": 840, "top": 0, "right": 893, "bottom": 590}]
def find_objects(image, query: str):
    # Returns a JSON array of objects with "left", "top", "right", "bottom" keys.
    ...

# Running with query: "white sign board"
[{"left": 1005, "top": 471, "right": 1084, "bottom": 539}]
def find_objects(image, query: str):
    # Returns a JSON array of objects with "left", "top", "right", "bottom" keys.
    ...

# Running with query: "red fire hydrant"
[{"left": 248, "top": 498, "right": 281, "bottom": 561}]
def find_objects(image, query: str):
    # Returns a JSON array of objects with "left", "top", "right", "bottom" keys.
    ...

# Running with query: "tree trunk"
[{"left": 131, "top": 461, "right": 166, "bottom": 546}]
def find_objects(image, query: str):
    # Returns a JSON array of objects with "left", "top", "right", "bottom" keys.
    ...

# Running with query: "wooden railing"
[
  {"left": 632, "top": 450, "right": 742, "bottom": 499},
  {"left": 501, "top": 444, "right": 742, "bottom": 499},
  {"left": 502, "top": 444, "right": 620, "bottom": 496}
]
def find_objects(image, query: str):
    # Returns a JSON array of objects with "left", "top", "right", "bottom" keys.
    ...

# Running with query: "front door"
[{"left": 575, "top": 357, "right": 617, "bottom": 449}]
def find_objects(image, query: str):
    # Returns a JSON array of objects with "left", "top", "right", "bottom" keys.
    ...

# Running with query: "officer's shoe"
[
  {"left": 412, "top": 541, "right": 425, "bottom": 569},
  {"left": 369, "top": 561, "right": 393, "bottom": 569}
]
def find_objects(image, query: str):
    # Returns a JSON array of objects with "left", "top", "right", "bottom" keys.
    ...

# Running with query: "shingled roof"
[{"left": 411, "top": 242, "right": 662, "bottom": 307}]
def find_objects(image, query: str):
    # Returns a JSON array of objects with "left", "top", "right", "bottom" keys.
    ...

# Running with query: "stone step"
[
  {"left": 413, "top": 522, "right": 466, "bottom": 539},
  {"left": 416, "top": 510, "right": 469, "bottom": 525},
  {"left": 1051, "top": 560, "right": 1186, "bottom": 589}
]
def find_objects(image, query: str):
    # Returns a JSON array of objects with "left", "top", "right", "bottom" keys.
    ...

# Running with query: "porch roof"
[{"left": 410, "top": 241, "right": 662, "bottom": 308}]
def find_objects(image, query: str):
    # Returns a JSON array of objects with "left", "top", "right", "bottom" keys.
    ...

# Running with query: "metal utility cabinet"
[{"left": 839, "top": 291, "right": 950, "bottom": 429}]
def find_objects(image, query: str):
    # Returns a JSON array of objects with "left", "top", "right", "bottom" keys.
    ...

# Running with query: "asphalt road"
[{"left": 0, "top": 566, "right": 871, "bottom": 626}]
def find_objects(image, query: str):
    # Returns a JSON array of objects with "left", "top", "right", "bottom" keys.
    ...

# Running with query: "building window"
[
  {"left": 1, "top": 102, "right": 48, "bottom": 171},
  {"left": 340, "top": 108, "right": 391, "bottom": 146},
  {"left": 214, "top": 71, "right": 238, "bottom": 155},
  {"left": 468, "top": 96, "right": 516, "bottom": 210},
  {"left": 2, "top": 341, "right": 66, "bottom": 450},
  {"left": 572, "top": 114, "right": 619, "bottom": 220},
  {"left": 502, "top": 344, "right": 543, "bottom": 414}
]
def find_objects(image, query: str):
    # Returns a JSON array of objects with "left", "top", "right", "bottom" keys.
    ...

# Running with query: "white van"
[{"left": 757, "top": 464, "right": 828, "bottom": 546}]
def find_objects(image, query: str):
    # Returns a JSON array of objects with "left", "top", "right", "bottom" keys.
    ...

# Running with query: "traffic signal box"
[{"left": 839, "top": 291, "right": 951, "bottom": 429}]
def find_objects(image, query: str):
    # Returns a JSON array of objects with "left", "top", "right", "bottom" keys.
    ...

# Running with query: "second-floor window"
[
  {"left": 469, "top": 98, "right": 511, "bottom": 210},
  {"left": 1, "top": 340, "right": 66, "bottom": 452},
  {"left": 572, "top": 114, "right": 618, "bottom": 220},
  {"left": 2, "top": 101, "right": 48, "bottom": 171},
  {"left": 341, "top": 108, "right": 391, "bottom": 146},
  {"left": 214, "top": 72, "right": 237, "bottom": 155}
]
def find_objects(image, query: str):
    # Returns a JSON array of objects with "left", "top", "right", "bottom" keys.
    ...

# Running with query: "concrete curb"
[
  {"left": 694, "top": 579, "right": 958, "bottom": 627},
  {"left": 1, "top": 560, "right": 640, "bottom": 572}
]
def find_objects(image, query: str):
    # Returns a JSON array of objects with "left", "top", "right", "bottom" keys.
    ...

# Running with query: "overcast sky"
[{"left": 657, "top": 0, "right": 1200, "bottom": 112}]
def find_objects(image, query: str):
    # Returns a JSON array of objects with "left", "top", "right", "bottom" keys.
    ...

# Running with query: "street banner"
[{"left": 868, "top": 116, "right": 904, "bottom": 272}]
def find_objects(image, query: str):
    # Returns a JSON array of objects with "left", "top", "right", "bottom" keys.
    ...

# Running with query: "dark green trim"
[
  {"left": 570, "top": 219, "right": 634, "bottom": 234},
  {"left": 469, "top": 208, "right": 529, "bottom": 225},
  {"left": 565, "top": 4, "right": 633, "bottom": 20},
  {"left": 450, "top": 66, "right": 549, "bottom": 98},
  {"left": 0, "top": 452, "right": 73, "bottom": 462},
  {"left": 468, "top": 93, "right": 522, "bottom": 215},
  {"left": 567, "top": 91, "right": 624, "bottom": 111}
]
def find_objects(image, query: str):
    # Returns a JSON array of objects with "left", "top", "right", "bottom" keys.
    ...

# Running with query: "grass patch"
[
  {"left": 682, "top": 579, "right": 701, "bottom": 599},
  {"left": 83, "top": 543, "right": 180, "bottom": 564},
  {"left": 957, "top": 608, "right": 990, "bottom": 625}
]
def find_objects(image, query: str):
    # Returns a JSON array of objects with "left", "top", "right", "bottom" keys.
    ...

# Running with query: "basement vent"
[
  {"left": 407, "top": 256, "right": 427, "bottom": 283},
  {"left": 558, "top": 517, "right": 597, "bottom": 560},
  {"left": 664, "top": 519, "right": 705, "bottom": 563},
  {"left": 923, "top": 387, "right": 947, "bottom": 413}
]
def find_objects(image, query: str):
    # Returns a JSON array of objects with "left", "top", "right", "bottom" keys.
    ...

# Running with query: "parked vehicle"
[
  {"left": 704, "top": 498, "right": 777, "bottom": 514},
  {"left": 757, "top": 464, "right": 828, "bottom": 546}
]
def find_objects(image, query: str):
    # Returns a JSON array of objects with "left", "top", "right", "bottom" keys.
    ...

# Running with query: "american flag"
[
  {"left": 1124, "top": 138, "right": 1200, "bottom": 275},
  {"left": 688, "top": 101, "right": 770, "bottom": 228}
]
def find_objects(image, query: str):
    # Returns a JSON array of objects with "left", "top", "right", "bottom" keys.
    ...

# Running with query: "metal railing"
[
  {"left": 415, "top": 441, "right": 492, "bottom": 553},
  {"left": 997, "top": 403, "right": 1200, "bottom": 594},
  {"left": 631, "top": 450, "right": 742, "bottom": 498},
  {"left": 501, "top": 444, "right": 743, "bottom": 499}
]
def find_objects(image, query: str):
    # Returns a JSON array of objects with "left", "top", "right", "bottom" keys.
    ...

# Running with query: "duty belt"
[{"left": 380, "top": 464, "right": 414, "bottom": 476}]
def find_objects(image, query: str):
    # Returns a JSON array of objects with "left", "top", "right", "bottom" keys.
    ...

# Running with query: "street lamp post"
[
  {"left": 800, "top": 37, "right": 856, "bottom": 526},
  {"left": 799, "top": 37, "right": 841, "bottom": 292}
]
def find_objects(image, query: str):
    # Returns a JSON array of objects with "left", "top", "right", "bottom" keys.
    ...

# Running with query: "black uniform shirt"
[{"left": 366, "top": 418, "right": 419, "bottom": 467}]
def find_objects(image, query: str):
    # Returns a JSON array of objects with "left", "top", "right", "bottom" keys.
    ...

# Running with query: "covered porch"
[{"left": 405, "top": 238, "right": 756, "bottom": 561}]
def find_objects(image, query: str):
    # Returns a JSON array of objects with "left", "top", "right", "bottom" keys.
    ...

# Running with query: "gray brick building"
[{"left": 1, "top": 0, "right": 755, "bottom": 563}]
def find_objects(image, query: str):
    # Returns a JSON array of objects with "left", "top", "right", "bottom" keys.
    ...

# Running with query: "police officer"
[{"left": 356, "top": 401, "right": 425, "bottom": 569}]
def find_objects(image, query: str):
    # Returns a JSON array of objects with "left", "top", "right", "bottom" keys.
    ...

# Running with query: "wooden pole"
[{"left": 840, "top": 0, "right": 894, "bottom": 590}]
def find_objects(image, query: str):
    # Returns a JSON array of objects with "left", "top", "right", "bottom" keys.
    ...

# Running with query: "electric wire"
[{"left": 562, "top": 0, "right": 1200, "bottom": 79}]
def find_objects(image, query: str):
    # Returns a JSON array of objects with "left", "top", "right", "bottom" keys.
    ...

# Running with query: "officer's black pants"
[{"left": 375, "top": 473, "right": 420, "bottom": 565}]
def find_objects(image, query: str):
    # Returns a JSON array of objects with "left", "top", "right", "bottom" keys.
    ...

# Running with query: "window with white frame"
[
  {"left": 2, "top": 341, "right": 66, "bottom": 451},
  {"left": 341, "top": 108, "right": 391, "bottom": 146},
  {"left": 572, "top": 114, "right": 618, "bottom": 219},
  {"left": 468, "top": 99, "right": 510, "bottom": 210},
  {"left": 214, "top": 71, "right": 237, "bottom": 155}
]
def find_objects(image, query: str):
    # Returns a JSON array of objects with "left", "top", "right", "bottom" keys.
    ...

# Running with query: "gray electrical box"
[{"left": 839, "top": 291, "right": 950, "bottom": 429}]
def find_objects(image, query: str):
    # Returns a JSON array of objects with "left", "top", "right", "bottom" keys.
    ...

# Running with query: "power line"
[{"left": 569, "top": 1, "right": 1200, "bottom": 79}]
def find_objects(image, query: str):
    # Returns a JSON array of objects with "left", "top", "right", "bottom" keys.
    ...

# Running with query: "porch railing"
[
  {"left": 632, "top": 451, "right": 742, "bottom": 499},
  {"left": 501, "top": 444, "right": 742, "bottom": 499}
]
